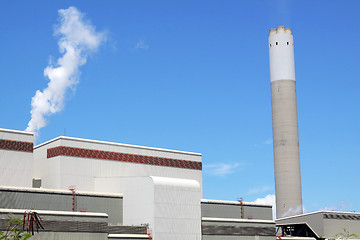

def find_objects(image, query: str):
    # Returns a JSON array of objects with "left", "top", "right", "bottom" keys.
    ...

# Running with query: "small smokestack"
[{"left": 269, "top": 26, "right": 303, "bottom": 218}]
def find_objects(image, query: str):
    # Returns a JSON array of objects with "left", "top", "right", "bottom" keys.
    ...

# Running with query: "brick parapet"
[
  {"left": 0, "top": 139, "right": 33, "bottom": 152},
  {"left": 47, "top": 146, "right": 202, "bottom": 170}
]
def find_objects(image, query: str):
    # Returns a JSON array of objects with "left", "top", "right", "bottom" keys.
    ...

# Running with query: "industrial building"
[
  {"left": 0, "top": 127, "right": 275, "bottom": 239},
  {"left": 276, "top": 211, "right": 360, "bottom": 239},
  {"left": 1, "top": 26, "right": 359, "bottom": 240}
]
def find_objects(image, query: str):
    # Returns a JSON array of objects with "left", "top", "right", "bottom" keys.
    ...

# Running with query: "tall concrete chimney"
[{"left": 269, "top": 26, "right": 303, "bottom": 218}]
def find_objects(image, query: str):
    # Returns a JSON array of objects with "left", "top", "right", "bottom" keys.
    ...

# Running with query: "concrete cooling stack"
[{"left": 269, "top": 26, "right": 303, "bottom": 219}]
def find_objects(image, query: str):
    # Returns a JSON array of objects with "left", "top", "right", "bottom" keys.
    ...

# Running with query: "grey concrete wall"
[
  {"left": 202, "top": 219, "right": 275, "bottom": 228},
  {"left": 108, "top": 226, "right": 147, "bottom": 234},
  {"left": 271, "top": 79, "right": 302, "bottom": 218},
  {"left": 202, "top": 235, "right": 275, "bottom": 240},
  {"left": 324, "top": 219, "right": 360, "bottom": 238},
  {"left": 0, "top": 187, "right": 123, "bottom": 225},
  {"left": 31, "top": 232, "right": 107, "bottom": 240},
  {"left": 201, "top": 202, "right": 272, "bottom": 220},
  {"left": 323, "top": 213, "right": 360, "bottom": 238},
  {"left": 202, "top": 218, "right": 276, "bottom": 240}
]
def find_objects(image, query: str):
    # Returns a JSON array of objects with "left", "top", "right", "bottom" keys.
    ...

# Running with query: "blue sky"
[{"left": 1, "top": 0, "right": 359, "bottom": 215}]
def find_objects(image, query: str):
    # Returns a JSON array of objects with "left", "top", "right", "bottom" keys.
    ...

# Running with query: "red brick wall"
[
  {"left": 47, "top": 146, "right": 202, "bottom": 170},
  {"left": 0, "top": 139, "right": 33, "bottom": 152}
]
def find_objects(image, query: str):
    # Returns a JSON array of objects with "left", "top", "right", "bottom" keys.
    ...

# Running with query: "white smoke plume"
[
  {"left": 253, "top": 194, "right": 276, "bottom": 219},
  {"left": 253, "top": 194, "right": 306, "bottom": 219},
  {"left": 26, "top": 6, "right": 105, "bottom": 137},
  {"left": 280, "top": 205, "right": 303, "bottom": 218}
]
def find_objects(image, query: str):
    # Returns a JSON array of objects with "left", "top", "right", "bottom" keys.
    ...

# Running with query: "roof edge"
[
  {"left": 201, "top": 199, "right": 273, "bottom": 207},
  {"left": 0, "top": 128, "right": 33, "bottom": 136},
  {"left": 276, "top": 210, "right": 360, "bottom": 221},
  {"left": 34, "top": 136, "right": 202, "bottom": 156},
  {"left": 0, "top": 208, "right": 108, "bottom": 217},
  {"left": 0, "top": 185, "right": 123, "bottom": 198},
  {"left": 202, "top": 217, "right": 275, "bottom": 224}
]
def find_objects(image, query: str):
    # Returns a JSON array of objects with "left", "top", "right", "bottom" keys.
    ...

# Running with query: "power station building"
[
  {"left": 0, "top": 127, "right": 275, "bottom": 240},
  {"left": 277, "top": 211, "right": 360, "bottom": 239},
  {"left": 1, "top": 26, "right": 359, "bottom": 240}
]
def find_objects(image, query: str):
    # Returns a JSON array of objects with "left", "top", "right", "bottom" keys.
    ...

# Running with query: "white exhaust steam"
[{"left": 26, "top": 6, "right": 105, "bottom": 137}]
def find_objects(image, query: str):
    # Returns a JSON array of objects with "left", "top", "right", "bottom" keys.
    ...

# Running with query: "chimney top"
[{"left": 269, "top": 26, "right": 292, "bottom": 35}]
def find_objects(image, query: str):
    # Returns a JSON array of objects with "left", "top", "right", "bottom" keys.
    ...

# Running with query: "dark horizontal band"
[
  {"left": 47, "top": 146, "right": 202, "bottom": 170},
  {"left": 0, "top": 139, "right": 33, "bottom": 152},
  {"left": 202, "top": 225, "right": 275, "bottom": 236},
  {"left": 0, "top": 219, "right": 107, "bottom": 233}
]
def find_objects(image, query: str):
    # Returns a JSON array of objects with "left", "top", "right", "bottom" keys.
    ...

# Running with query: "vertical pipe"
[{"left": 269, "top": 26, "right": 303, "bottom": 218}]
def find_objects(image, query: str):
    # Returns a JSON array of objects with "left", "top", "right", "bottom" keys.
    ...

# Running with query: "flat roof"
[
  {"left": 0, "top": 128, "right": 33, "bottom": 136},
  {"left": 35, "top": 136, "right": 201, "bottom": 156},
  {"left": 276, "top": 210, "right": 360, "bottom": 221},
  {"left": 201, "top": 199, "right": 272, "bottom": 207}
]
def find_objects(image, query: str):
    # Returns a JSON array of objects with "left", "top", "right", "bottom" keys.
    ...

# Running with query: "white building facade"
[
  {"left": 32, "top": 136, "right": 203, "bottom": 239},
  {"left": 0, "top": 128, "right": 34, "bottom": 188}
]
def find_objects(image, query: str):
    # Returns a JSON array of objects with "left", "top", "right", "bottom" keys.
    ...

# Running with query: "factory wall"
[
  {"left": 33, "top": 136, "right": 203, "bottom": 194},
  {"left": 201, "top": 199, "right": 273, "bottom": 220},
  {"left": 0, "top": 185, "right": 276, "bottom": 240},
  {"left": 323, "top": 213, "right": 360, "bottom": 238},
  {"left": 0, "top": 209, "right": 109, "bottom": 240},
  {"left": 0, "top": 186, "right": 123, "bottom": 225},
  {"left": 202, "top": 218, "right": 275, "bottom": 240},
  {"left": 0, "top": 128, "right": 276, "bottom": 239},
  {"left": 0, "top": 128, "right": 33, "bottom": 188},
  {"left": 201, "top": 200, "right": 275, "bottom": 240},
  {"left": 276, "top": 211, "right": 360, "bottom": 238},
  {"left": 121, "top": 176, "right": 202, "bottom": 240}
]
